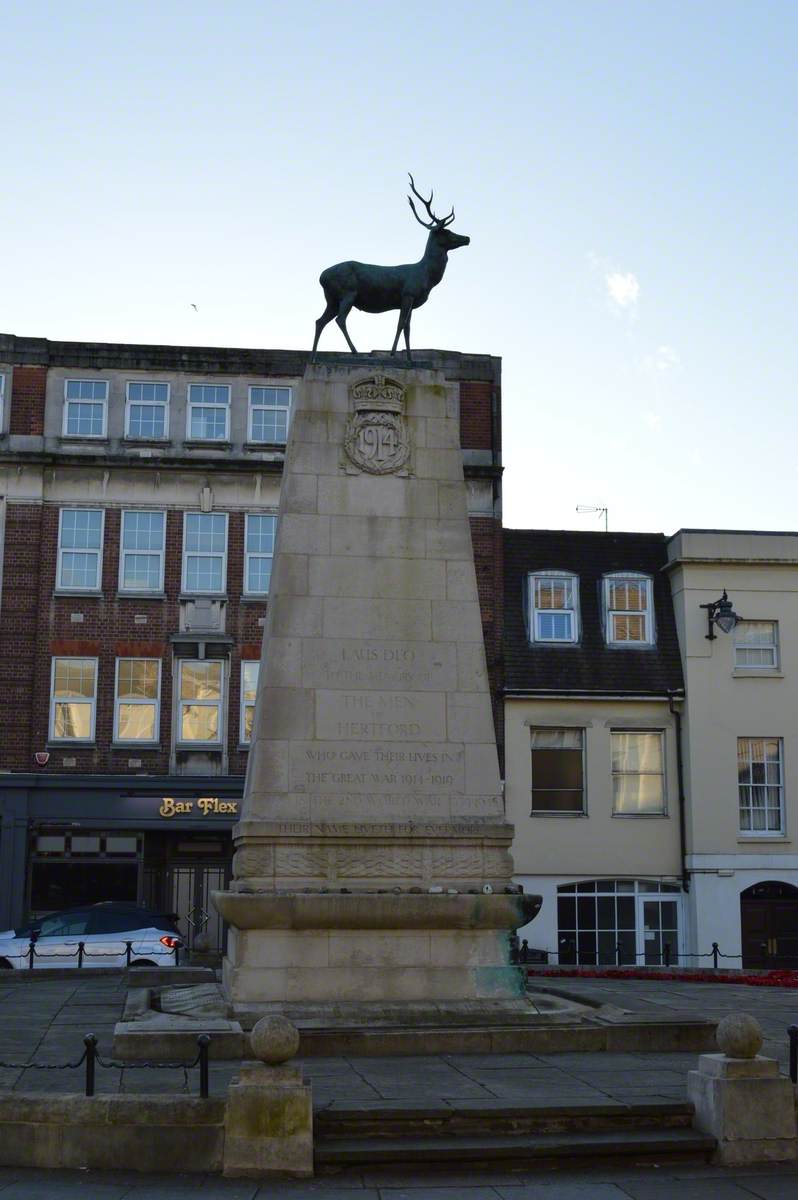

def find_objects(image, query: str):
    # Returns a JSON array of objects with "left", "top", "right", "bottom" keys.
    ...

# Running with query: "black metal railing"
[
  {"left": 788, "top": 1025, "right": 798, "bottom": 1084},
  {"left": 15, "top": 936, "right": 181, "bottom": 970},
  {"left": 0, "top": 1033, "right": 210, "bottom": 1097},
  {"left": 509, "top": 934, "right": 745, "bottom": 970}
]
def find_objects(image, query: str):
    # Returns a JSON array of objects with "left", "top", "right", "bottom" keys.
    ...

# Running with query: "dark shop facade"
[{"left": 0, "top": 774, "right": 241, "bottom": 950}]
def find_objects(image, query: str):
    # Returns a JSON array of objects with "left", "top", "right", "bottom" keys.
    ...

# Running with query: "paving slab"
[
  {"left": 495, "top": 1186, "right": 630, "bottom": 1199},
  {"left": 379, "top": 1190, "right": 502, "bottom": 1199},
  {"left": 613, "top": 1179, "right": 760, "bottom": 1198}
]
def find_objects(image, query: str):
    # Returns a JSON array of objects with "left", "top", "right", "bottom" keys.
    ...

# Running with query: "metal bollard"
[
  {"left": 789, "top": 1025, "right": 798, "bottom": 1085},
  {"left": 77, "top": 941, "right": 85, "bottom": 968},
  {"left": 27, "top": 939, "right": 36, "bottom": 970},
  {"left": 174, "top": 941, "right": 181, "bottom": 967},
  {"left": 615, "top": 941, "right": 622, "bottom": 967},
  {"left": 712, "top": 942, "right": 719, "bottom": 970},
  {"left": 84, "top": 1034, "right": 97, "bottom": 1097},
  {"left": 663, "top": 942, "right": 672, "bottom": 967},
  {"left": 125, "top": 941, "right": 132, "bottom": 967},
  {"left": 197, "top": 1034, "right": 210, "bottom": 1099}
]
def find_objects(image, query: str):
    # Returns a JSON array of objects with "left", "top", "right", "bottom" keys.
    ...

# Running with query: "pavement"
[
  {"left": 3, "top": 1163, "right": 798, "bottom": 1197},
  {"left": 2, "top": 972, "right": 798, "bottom": 1195}
]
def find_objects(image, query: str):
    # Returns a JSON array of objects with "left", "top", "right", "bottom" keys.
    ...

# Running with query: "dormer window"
[
  {"left": 604, "top": 573, "right": 654, "bottom": 646},
  {"left": 529, "top": 571, "right": 579, "bottom": 643}
]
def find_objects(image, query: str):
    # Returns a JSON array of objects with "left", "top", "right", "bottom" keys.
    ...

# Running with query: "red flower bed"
[{"left": 528, "top": 966, "right": 798, "bottom": 987}]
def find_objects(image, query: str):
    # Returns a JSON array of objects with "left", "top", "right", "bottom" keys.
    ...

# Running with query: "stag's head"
[{"left": 408, "top": 174, "right": 470, "bottom": 251}]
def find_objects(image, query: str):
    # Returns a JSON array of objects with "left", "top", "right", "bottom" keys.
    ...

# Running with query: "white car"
[{"left": 0, "top": 902, "right": 182, "bottom": 969}]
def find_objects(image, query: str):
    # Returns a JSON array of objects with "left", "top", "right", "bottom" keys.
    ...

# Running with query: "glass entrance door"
[{"left": 640, "top": 898, "right": 679, "bottom": 965}]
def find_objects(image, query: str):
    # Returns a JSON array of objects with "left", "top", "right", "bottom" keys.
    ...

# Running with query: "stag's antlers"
[{"left": 407, "top": 173, "right": 455, "bottom": 229}]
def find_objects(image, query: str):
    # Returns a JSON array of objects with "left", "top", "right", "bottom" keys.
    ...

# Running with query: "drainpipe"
[{"left": 668, "top": 690, "right": 690, "bottom": 893}]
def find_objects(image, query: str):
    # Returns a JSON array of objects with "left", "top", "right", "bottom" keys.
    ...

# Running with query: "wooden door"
[{"left": 741, "top": 881, "right": 798, "bottom": 968}]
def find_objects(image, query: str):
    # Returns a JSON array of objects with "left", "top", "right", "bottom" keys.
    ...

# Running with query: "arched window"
[
  {"left": 528, "top": 570, "right": 579, "bottom": 644},
  {"left": 602, "top": 572, "right": 655, "bottom": 646}
]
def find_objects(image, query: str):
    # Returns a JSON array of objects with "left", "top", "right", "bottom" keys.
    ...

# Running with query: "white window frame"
[
  {"left": 611, "top": 729, "right": 667, "bottom": 816},
  {"left": 248, "top": 385, "right": 292, "bottom": 444},
  {"left": 182, "top": 512, "right": 228, "bottom": 595},
  {"left": 734, "top": 621, "right": 780, "bottom": 671},
  {"left": 244, "top": 513, "right": 276, "bottom": 596},
  {"left": 49, "top": 656, "right": 98, "bottom": 742},
  {"left": 57, "top": 508, "right": 105, "bottom": 593},
  {"left": 186, "top": 383, "right": 231, "bottom": 442},
  {"left": 177, "top": 659, "right": 224, "bottom": 746},
  {"left": 62, "top": 379, "right": 108, "bottom": 439},
  {"left": 124, "top": 381, "right": 170, "bottom": 440},
  {"left": 603, "top": 572, "right": 655, "bottom": 647},
  {"left": 0, "top": 373, "right": 5, "bottom": 433},
  {"left": 528, "top": 570, "right": 579, "bottom": 644},
  {"left": 738, "top": 736, "right": 785, "bottom": 836},
  {"left": 240, "top": 660, "right": 259, "bottom": 744},
  {"left": 113, "top": 657, "right": 161, "bottom": 744},
  {"left": 118, "top": 510, "right": 166, "bottom": 594}
]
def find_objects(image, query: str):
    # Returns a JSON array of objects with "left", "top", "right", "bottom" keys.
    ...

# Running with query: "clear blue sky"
[{"left": 2, "top": 1, "right": 796, "bottom": 534}]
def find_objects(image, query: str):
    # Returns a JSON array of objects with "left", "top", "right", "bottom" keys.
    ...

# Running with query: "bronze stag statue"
[{"left": 311, "top": 175, "right": 470, "bottom": 362}]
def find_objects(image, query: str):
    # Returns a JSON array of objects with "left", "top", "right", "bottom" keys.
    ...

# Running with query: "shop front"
[{"left": 0, "top": 775, "right": 242, "bottom": 954}]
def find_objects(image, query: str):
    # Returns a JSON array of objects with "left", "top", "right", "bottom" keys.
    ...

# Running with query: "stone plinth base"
[
  {"left": 687, "top": 1053, "right": 798, "bottom": 1165},
  {"left": 223, "top": 1061, "right": 312, "bottom": 1179},
  {"left": 214, "top": 890, "right": 539, "bottom": 1014}
]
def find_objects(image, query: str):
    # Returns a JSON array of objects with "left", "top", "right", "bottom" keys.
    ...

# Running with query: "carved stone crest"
[{"left": 343, "top": 374, "right": 411, "bottom": 475}]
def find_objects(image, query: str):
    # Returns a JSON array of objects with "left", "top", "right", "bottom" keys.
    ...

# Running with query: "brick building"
[{"left": 0, "top": 335, "right": 503, "bottom": 944}]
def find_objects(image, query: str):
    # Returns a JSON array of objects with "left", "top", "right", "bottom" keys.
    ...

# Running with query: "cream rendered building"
[
  {"left": 504, "top": 530, "right": 687, "bottom": 966},
  {"left": 667, "top": 529, "right": 798, "bottom": 969}
]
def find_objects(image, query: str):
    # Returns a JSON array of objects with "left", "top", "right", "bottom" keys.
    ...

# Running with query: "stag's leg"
[
  {"left": 390, "top": 303, "right": 413, "bottom": 356},
  {"left": 336, "top": 293, "right": 359, "bottom": 354},
  {"left": 312, "top": 297, "right": 338, "bottom": 359},
  {"left": 403, "top": 308, "right": 413, "bottom": 363},
  {"left": 312, "top": 299, "right": 337, "bottom": 359}
]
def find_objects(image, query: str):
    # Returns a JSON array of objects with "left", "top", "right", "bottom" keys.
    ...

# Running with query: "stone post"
[
  {"left": 687, "top": 1012, "right": 798, "bottom": 1165},
  {"left": 223, "top": 1016, "right": 313, "bottom": 1178}
]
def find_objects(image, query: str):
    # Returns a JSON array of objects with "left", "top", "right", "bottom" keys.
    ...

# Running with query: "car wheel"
[{"left": 129, "top": 959, "right": 157, "bottom": 968}]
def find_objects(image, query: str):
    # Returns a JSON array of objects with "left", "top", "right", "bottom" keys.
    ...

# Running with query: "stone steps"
[
  {"left": 314, "top": 1101, "right": 715, "bottom": 1168},
  {"left": 315, "top": 1127, "right": 715, "bottom": 1167}
]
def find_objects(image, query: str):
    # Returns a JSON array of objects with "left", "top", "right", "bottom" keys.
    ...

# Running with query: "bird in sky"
[{"left": 190, "top": 303, "right": 198, "bottom": 311}]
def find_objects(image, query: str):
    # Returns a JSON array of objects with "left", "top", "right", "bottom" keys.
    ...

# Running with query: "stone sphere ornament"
[
  {"left": 250, "top": 1015, "right": 300, "bottom": 1064},
  {"left": 716, "top": 1012, "right": 763, "bottom": 1059}
]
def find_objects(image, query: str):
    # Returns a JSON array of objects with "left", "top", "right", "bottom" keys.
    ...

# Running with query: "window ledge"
[
  {"left": 733, "top": 669, "right": 784, "bottom": 679},
  {"left": 54, "top": 589, "right": 102, "bottom": 598},
  {"left": 243, "top": 441, "right": 287, "bottom": 451},
  {"left": 530, "top": 811, "right": 587, "bottom": 818},
  {"left": 178, "top": 593, "right": 228, "bottom": 603},
  {"left": 237, "top": 744, "right": 252, "bottom": 752},
  {"left": 46, "top": 741, "right": 95, "bottom": 749},
  {"left": 123, "top": 438, "right": 171, "bottom": 447},
  {"left": 612, "top": 812, "right": 669, "bottom": 818},
  {"left": 117, "top": 591, "right": 166, "bottom": 600},
  {"left": 737, "top": 836, "right": 789, "bottom": 843},
  {"left": 240, "top": 594, "right": 269, "bottom": 603},
  {"left": 606, "top": 642, "right": 656, "bottom": 651},
  {"left": 175, "top": 743, "right": 223, "bottom": 751},
  {"left": 111, "top": 742, "right": 162, "bottom": 750},
  {"left": 59, "top": 436, "right": 108, "bottom": 445},
  {"left": 182, "top": 440, "right": 233, "bottom": 450}
]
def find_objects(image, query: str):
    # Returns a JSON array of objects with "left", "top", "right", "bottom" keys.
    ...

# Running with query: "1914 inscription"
[{"left": 290, "top": 741, "right": 465, "bottom": 795}]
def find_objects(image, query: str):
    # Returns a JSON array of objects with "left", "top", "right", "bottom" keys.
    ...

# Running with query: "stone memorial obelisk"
[{"left": 214, "top": 363, "right": 539, "bottom": 1023}]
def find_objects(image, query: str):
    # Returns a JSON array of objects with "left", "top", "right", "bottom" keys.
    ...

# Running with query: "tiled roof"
[{"left": 503, "top": 529, "right": 684, "bottom": 696}]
